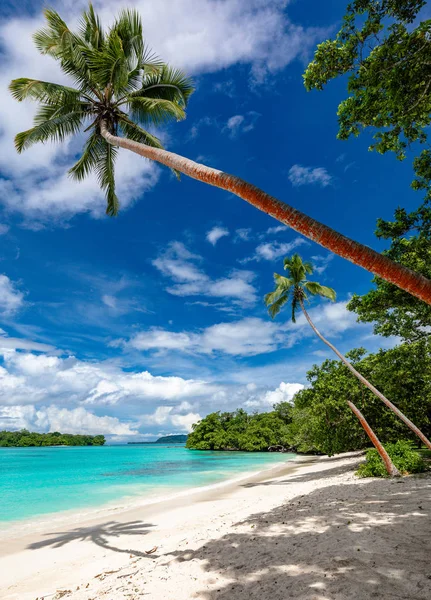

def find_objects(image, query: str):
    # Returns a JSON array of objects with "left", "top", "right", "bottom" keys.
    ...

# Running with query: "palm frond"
[
  {"left": 14, "top": 111, "right": 85, "bottom": 153},
  {"left": 291, "top": 296, "right": 299, "bottom": 323},
  {"left": 267, "top": 294, "right": 289, "bottom": 319},
  {"left": 273, "top": 273, "right": 294, "bottom": 291},
  {"left": 118, "top": 115, "right": 164, "bottom": 148},
  {"left": 78, "top": 3, "right": 104, "bottom": 49},
  {"left": 304, "top": 281, "right": 336, "bottom": 301},
  {"left": 136, "top": 66, "right": 194, "bottom": 106},
  {"left": 94, "top": 139, "right": 119, "bottom": 216},
  {"left": 126, "top": 96, "right": 186, "bottom": 125},
  {"left": 112, "top": 8, "right": 145, "bottom": 65},
  {"left": 68, "top": 132, "right": 105, "bottom": 181},
  {"left": 33, "top": 8, "right": 72, "bottom": 58},
  {"left": 9, "top": 78, "right": 82, "bottom": 105}
]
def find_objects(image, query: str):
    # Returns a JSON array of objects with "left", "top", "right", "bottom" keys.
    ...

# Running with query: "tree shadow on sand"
[
  {"left": 27, "top": 520, "right": 157, "bottom": 558},
  {"left": 242, "top": 458, "right": 363, "bottom": 488},
  {"left": 170, "top": 474, "right": 431, "bottom": 600}
]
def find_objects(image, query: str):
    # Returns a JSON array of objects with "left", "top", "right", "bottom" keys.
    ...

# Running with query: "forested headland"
[{"left": 0, "top": 430, "right": 106, "bottom": 447}]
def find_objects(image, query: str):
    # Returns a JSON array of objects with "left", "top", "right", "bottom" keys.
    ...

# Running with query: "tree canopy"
[
  {"left": 0, "top": 430, "right": 106, "bottom": 447},
  {"left": 187, "top": 338, "right": 431, "bottom": 456},
  {"left": 304, "top": 0, "right": 431, "bottom": 198},
  {"left": 347, "top": 201, "right": 431, "bottom": 341},
  {"left": 186, "top": 407, "right": 293, "bottom": 452}
]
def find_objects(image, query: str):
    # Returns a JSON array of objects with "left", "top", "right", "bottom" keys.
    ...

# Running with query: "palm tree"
[
  {"left": 8, "top": 5, "right": 431, "bottom": 304},
  {"left": 264, "top": 254, "right": 431, "bottom": 464}
]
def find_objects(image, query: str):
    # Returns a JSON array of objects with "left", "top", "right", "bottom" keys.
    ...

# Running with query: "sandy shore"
[{"left": 1, "top": 451, "right": 430, "bottom": 600}]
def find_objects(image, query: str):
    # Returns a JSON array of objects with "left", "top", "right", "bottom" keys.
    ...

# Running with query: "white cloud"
[
  {"left": 153, "top": 242, "right": 257, "bottom": 304},
  {"left": 224, "top": 111, "right": 260, "bottom": 137},
  {"left": 244, "top": 381, "right": 304, "bottom": 409},
  {"left": 0, "top": 405, "right": 138, "bottom": 436},
  {"left": 121, "top": 301, "right": 363, "bottom": 358},
  {"left": 0, "top": 329, "right": 56, "bottom": 353},
  {"left": 142, "top": 405, "right": 201, "bottom": 432},
  {"left": 0, "top": 224, "right": 9, "bottom": 235},
  {"left": 121, "top": 317, "right": 285, "bottom": 357},
  {"left": 288, "top": 164, "right": 333, "bottom": 188},
  {"left": 0, "top": 344, "right": 219, "bottom": 408},
  {"left": 206, "top": 226, "right": 230, "bottom": 245},
  {"left": 235, "top": 228, "right": 253, "bottom": 242},
  {"left": 311, "top": 253, "right": 335, "bottom": 274},
  {"left": 242, "top": 236, "right": 308, "bottom": 263},
  {"left": 266, "top": 225, "right": 287, "bottom": 235},
  {"left": 0, "top": 274, "right": 25, "bottom": 316}
]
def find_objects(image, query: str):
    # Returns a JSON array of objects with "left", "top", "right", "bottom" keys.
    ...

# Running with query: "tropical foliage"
[
  {"left": 304, "top": 0, "right": 431, "bottom": 198},
  {"left": 0, "top": 430, "right": 105, "bottom": 447},
  {"left": 287, "top": 339, "right": 431, "bottom": 455},
  {"left": 348, "top": 201, "right": 431, "bottom": 341},
  {"left": 186, "top": 408, "right": 292, "bottom": 452},
  {"left": 264, "top": 253, "right": 336, "bottom": 321},
  {"left": 187, "top": 338, "right": 431, "bottom": 457},
  {"left": 357, "top": 440, "right": 427, "bottom": 477},
  {"left": 9, "top": 4, "right": 193, "bottom": 215}
]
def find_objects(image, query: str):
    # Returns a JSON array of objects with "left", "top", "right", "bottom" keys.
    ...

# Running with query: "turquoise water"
[{"left": 0, "top": 444, "right": 294, "bottom": 525}]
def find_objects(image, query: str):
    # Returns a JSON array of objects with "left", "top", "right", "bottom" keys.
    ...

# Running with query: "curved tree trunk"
[
  {"left": 299, "top": 298, "right": 431, "bottom": 450},
  {"left": 100, "top": 121, "right": 431, "bottom": 305},
  {"left": 348, "top": 401, "right": 400, "bottom": 477}
]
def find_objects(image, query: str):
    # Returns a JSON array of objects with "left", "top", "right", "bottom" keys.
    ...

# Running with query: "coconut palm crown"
[
  {"left": 264, "top": 253, "right": 336, "bottom": 322},
  {"left": 9, "top": 4, "right": 194, "bottom": 216}
]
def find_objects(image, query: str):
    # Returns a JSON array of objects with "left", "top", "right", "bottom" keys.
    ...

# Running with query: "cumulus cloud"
[
  {"left": 0, "top": 405, "right": 138, "bottom": 436},
  {"left": 0, "top": 346, "right": 219, "bottom": 408},
  {"left": 288, "top": 164, "right": 333, "bottom": 188},
  {"left": 206, "top": 226, "right": 229, "bottom": 245},
  {"left": 0, "top": 274, "right": 25, "bottom": 316},
  {"left": 120, "top": 300, "right": 363, "bottom": 359},
  {"left": 244, "top": 381, "right": 304, "bottom": 408},
  {"left": 142, "top": 405, "right": 201, "bottom": 432},
  {"left": 153, "top": 242, "right": 257, "bottom": 304},
  {"left": 122, "top": 317, "right": 283, "bottom": 357}
]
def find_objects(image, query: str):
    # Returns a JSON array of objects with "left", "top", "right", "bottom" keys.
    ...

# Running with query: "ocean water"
[{"left": 0, "top": 444, "right": 294, "bottom": 525}]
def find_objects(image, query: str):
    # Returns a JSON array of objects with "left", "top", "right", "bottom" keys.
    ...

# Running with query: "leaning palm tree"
[
  {"left": 264, "top": 254, "right": 431, "bottom": 460},
  {"left": 8, "top": 5, "right": 431, "bottom": 304}
]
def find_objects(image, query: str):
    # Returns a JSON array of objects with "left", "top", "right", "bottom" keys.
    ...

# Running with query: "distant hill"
[{"left": 156, "top": 434, "right": 188, "bottom": 444}]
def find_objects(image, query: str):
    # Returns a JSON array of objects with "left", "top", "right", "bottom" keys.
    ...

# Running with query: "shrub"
[{"left": 357, "top": 440, "right": 427, "bottom": 478}]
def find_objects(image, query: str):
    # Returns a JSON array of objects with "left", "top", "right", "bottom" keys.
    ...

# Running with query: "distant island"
[
  {"left": 128, "top": 434, "right": 188, "bottom": 445},
  {"left": 156, "top": 434, "right": 188, "bottom": 444},
  {"left": 0, "top": 430, "right": 105, "bottom": 447}
]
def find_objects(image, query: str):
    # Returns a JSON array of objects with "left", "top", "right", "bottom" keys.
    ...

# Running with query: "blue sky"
[{"left": 0, "top": 0, "right": 423, "bottom": 440}]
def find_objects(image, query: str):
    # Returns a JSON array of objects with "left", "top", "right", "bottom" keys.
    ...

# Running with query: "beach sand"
[{"left": 1, "top": 451, "right": 430, "bottom": 600}]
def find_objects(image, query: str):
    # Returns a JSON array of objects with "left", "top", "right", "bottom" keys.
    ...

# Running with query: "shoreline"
[
  {"left": 2, "top": 450, "right": 430, "bottom": 600},
  {"left": 0, "top": 452, "right": 298, "bottom": 541}
]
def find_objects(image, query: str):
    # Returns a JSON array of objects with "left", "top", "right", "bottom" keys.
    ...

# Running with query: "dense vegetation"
[
  {"left": 187, "top": 338, "right": 431, "bottom": 456},
  {"left": 305, "top": 0, "right": 431, "bottom": 200},
  {"left": 347, "top": 201, "right": 431, "bottom": 342},
  {"left": 357, "top": 441, "right": 427, "bottom": 477},
  {"left": 0, "top": 430, "right": 105, "bottom": 447},
  {"left": 186, "top": 409, "right": 291, "bottom": 452}
]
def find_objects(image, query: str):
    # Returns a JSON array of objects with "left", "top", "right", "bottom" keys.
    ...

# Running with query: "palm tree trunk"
[
  {"left": 99, "top": 121, "right": 431, "bottom": 305},
  {"left": 348, "top": 401, "right": 400, "bottom": 477},
  {"left": 299, "top": 298, "right": 431, "bottom": 450}
]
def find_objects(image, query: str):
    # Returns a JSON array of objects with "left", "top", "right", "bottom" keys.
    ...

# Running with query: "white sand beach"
[{"left": 1, "top": 451, "right": 430, "bottom": 600}]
